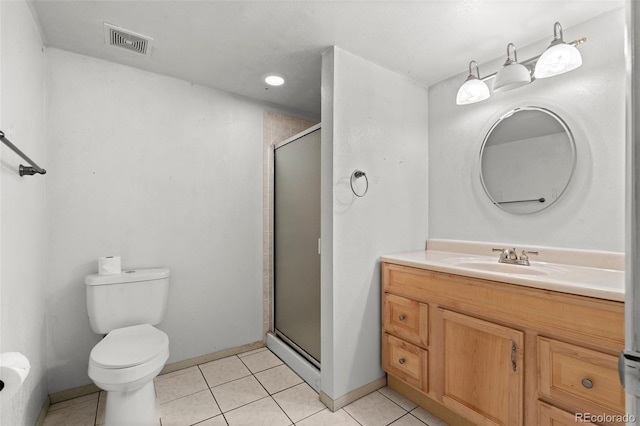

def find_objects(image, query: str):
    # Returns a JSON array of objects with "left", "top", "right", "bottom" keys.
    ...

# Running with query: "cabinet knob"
[
  {"left": 398, "top": 358, "right": 405, "bottom": 365},
  {"left": 398, "top": 314, "right": 406, "bottom": 321},
  {"left": 581, "top": 378, "right": 593, "bottom": 389}
]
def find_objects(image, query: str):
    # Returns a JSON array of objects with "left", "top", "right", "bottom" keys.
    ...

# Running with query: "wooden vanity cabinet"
[{"left": 381, "top": 262, "right": 625, "bottom": 426}]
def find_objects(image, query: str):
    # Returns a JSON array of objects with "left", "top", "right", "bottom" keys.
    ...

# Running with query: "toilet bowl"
[
  {"left": 88, "top": 324, "right": 169, "bottom": 426},
  {"left": 85, "top": 268, "right": 170, "bottom": 426}
]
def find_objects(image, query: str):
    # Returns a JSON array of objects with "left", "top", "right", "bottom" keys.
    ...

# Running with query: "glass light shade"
[
  {"left": 534, "top": 43, "right": 582, "bottom": 78},
  {"left": 492, "top": 63, "right": 531, "bottom": 92},
  {"left": 264, "top": 75, "right": 285, "bottom": 86},
  {"left": 456, "top": 77, "right": 490, "bottom": 105}
]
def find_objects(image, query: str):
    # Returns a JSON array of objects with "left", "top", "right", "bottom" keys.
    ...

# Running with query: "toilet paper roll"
[
  {"left": 98, "top": 256, "right": 122, "bottom": 275},
  {"left": 0, "top": 352, "right": 30, "bottom": 403}
]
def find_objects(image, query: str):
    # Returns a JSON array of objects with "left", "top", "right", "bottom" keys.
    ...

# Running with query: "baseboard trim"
[
  {"left": 159, "top": 340, "right": 264, "bottom": 375},
  {"left": 34, "top": 395, "right": 51, "bottom": 426},
  {"left": 48, "top": 341, "right": 265, "bottom": 404},
  {"left": 387, "top": 375, "right": 474, "bottom": 426},
  {"left": 49, "top": 383, "right": 101, "bottom": 405},
  {"left": 319, "top": 376, "right": 387, "bottom": 412}
]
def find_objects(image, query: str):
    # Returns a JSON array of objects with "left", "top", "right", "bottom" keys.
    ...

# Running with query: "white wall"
[
  {"left": 45, "top": 49, "right": 268, "bottom": 392},
  {"left": 428, "top": 8, "right": 625, "bottom": 252},
  {"left": 0, "top": 1, "right": 49, "bottom": 424},
  {"left": 321, "top": 47, "right": 429, "bottom": 400}
]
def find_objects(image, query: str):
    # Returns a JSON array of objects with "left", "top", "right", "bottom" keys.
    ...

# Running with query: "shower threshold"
[{"left": 266, "top": 332, "right": 321, "bottom": 392}]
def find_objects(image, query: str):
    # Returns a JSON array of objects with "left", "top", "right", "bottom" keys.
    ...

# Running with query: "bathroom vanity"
[{"left": 381, "top": 242, "right": 625, "bottom": 426}]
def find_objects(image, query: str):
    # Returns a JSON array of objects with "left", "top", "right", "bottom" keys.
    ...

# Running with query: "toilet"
[{"left": 86, "top": 268, "right": 170, "bottom": 426}]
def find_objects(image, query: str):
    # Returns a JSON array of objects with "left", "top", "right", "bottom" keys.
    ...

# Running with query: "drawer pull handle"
[
  {"left": 398, "top": 315, "right": 406, "bottom": 321},
  {"left": 398, "top": 358, "right": 406, "bottom": 365},
  {"left": 582, "top": 378, "right": 593, "bottom": 389}
]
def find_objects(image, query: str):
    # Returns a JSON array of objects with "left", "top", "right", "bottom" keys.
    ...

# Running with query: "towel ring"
[{"left": 350, "top": 169, "right": 368, "bottom": 197}]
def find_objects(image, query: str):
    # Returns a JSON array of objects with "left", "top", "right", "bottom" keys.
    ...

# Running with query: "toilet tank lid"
[{"left": 85, "top": 268, "right": 170, "bottom": 286}]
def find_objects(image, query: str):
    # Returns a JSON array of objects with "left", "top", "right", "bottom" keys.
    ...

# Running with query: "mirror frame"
[{"left": 478, "top": 106, "right": 577, "bottom": 214}]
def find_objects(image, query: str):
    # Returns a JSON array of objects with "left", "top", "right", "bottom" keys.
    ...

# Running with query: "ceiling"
[{"left": 28, "top": 0, "right": 623, "bottom": 117}]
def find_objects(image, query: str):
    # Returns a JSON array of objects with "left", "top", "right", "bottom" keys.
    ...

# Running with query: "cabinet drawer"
[
  {"left": 383, "top": 293, "right": 428, "bottom": 346},
  {"left": 538, "top": 400, "right": 625, "bottom": 426},
  {"left": 382, "top": 333, "right": 428, "bottom": 392},
  {"left": 538, "top": 401, "right": 582, "bottom": 426},
  {"left": 538, "top": 337, "right": 624, "bottom": 415}
]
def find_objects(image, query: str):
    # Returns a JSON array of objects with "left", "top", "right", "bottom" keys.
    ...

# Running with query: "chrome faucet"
[{"left": 492, "top": 248, "right": 538, "bottom": 266}]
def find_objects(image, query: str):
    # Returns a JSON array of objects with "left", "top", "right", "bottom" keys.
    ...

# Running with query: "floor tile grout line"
[
  {"left": 407, "top": 412, "right": 430, "bottom": 425},
  {"left": 220, "top": 394, "right": 273, "bottom": 415},
  {"left": 251, "top": 361, "right": 288, "bottom": 376},
  {"left": 190, "top": 413, "right": 226, "bottom": 426},
  {"left": 281, "top": 402, "right": 326, "bottom": 425},
  {"left": 156, "top": 365, "right": 202, "bottom": 382},
  {"left": 237, "top": 354, "right": 284, "bottom": 375},
  {"left": 199, "top": 364, "right": 225, "bottom": 418},
  {"left": 204, "top": 372, "right": 254, "bottom": 390},
  {"left": 157, "top": 385, "right": 211, "bottom": 406},
  {"left": 251, "top": 359, "right": 306, "bottom": 397},
  {"left": 260, "top": 377, "right": 305, "bottom": 396},
  {"left": 93, "top": 394, "right": 99, "bottom": 426},
  {"left": 270, "top": 380, "right": 313, "bottom": 398},
  {"left": 384, "top": 411, "right": 419, "bottom": 426},
  {"left": 197, "top": 354, "right": 253, "bottom": 388},
  {"left": 342, "top": 407, "right": 365, "bottom": 426},
  {"left": 269, "top": 393, "right": 297, "bottom": 425},
  {"left": 376, "top": 389, "right": 413, "bottom": 414},
  {"left": 250, "top": 365, "right": 287, "bottom": 409},
  {"left": 206, "top": 387, "right": 224, "bottom": 419}
]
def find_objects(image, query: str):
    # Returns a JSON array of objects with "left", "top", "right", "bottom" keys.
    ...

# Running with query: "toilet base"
[{"left": 104, "top": 380, "right": 159, "bottom": 426}]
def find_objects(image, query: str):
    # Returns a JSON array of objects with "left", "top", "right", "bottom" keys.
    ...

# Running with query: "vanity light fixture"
[
  {"left": 534, "top": 22, "right": 583, "bottom": 79},
  {"left": 492, "top": 43, "right": 531, "bottom": 92},
  {"left": 456, "top": 22, "right": 586, "bottom": 105},
  {"left": 456, "top": 60, "right": 491, "bottom": 105}
]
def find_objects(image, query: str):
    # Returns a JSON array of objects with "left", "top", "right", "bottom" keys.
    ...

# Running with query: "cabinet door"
[{"left": 442, "top": 310, "right": 524, "bottom": 426}]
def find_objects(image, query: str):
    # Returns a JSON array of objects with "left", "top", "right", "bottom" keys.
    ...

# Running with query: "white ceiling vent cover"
[{"left": 104, "top": 23, "right": 153, "bottom": 57}]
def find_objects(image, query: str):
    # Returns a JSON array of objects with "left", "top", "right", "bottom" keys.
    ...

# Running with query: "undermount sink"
[{"left": 453, "top": 260, "right": 549, "bottom": 276}]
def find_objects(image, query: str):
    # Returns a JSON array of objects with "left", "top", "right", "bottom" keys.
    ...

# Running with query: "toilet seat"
[
  {"left": 91, "top": 324, "right": 169, "bottom": 369},
  {"left": 88, "top": 324, "right": 169, "bottom": 392}
]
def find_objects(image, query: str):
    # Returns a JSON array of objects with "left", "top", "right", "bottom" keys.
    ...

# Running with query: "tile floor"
[{"left": 43, "top": 347, "right": 448, "bottom": 426}]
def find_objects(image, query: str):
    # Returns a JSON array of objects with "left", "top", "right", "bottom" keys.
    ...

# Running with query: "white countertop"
[{"left": 381, "top": 241, "right": 624, "bottom": 302}]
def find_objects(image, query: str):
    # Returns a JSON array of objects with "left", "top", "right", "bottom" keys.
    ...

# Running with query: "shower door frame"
[{"left": 271, "top": 123, "right": 322, "bottom": 370}]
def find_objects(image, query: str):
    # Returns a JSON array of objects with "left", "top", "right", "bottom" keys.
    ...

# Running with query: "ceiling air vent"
[{"left": 104, "top": 23, "right": 153, "bottom": 57}]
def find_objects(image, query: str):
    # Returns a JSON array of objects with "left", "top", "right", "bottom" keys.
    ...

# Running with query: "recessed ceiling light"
[{"left": 264, "top": 74, "right": 285, "bottom": 86}]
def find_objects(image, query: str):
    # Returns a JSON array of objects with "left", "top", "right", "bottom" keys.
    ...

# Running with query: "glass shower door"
[{"left": 274, "top": 127, "right": 321, "bottom": 366}]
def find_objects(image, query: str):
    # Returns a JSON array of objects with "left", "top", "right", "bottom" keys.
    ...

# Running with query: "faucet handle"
[
  {"left": 492, "top": 248, "right": 508, "bottom": 258},
  {"left": 492, "top": 248, "right": 516, "bottom": 262},
  {"left": 519, "top": 250, "right": 538, "bottom": 265}
]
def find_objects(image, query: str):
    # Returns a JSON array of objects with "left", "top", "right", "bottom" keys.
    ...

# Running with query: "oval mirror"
[{"left": 479, "top": 107, "right": 576, "bottom": 214}]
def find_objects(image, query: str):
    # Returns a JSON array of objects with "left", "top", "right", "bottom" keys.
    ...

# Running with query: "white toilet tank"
[{"left": 86, "top": 268, "right": 170, "bottom": 334}]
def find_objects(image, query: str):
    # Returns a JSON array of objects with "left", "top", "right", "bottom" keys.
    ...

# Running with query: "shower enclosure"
[{"left": 270, "top": 124, "right": 321, "bottom": 376}]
